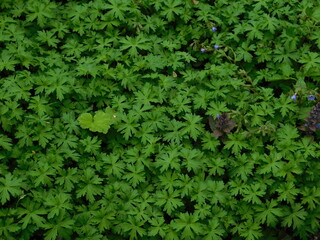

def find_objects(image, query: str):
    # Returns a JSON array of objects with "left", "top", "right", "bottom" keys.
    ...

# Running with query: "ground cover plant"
[{"left": 1, "top": 0, "right": 320, "bottom": 239}]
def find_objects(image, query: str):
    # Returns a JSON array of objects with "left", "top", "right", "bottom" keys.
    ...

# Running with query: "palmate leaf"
[
  {"left": 18, "top": 199, "right": 47, "bottom": 229},
  {"left": 104, "top": 0, "right": 130, "bottom": 21},
  {"left": 238, "top": 220, "right": 263, "bottom": 240},
  {"left": 0, "top": 217, "right": 20, "bottom": 239},
  {"left": 43, "top": 216, "right": 74, "bottom": 240},
  {"left": 282, "top": 204, "right": 307, "bottom": 229},
  {"left": 172, "top": 213, "right": 203, "bottom": 240},
  {"left": 0, "top": 134, "right": 12, "bottom": 151},
  {"left": 182, "top": 114, "right": 204, "bottom": 141},
  {"left": 160, "top": 0, "right": 184, "bottom": 21},
  {"left": 76, "top": 168, "right": 103, "bottom": 203},
  {"left": 78, "top": 108, "right": 117, "bottom": 134},
  {"left": 203, "top": 219, "right": 225, "bottom": 240},
  {"left": 155, "top": 189, "right": 184, "bottom": 215},
  {"left": 0, "top": 173, "right": 23, "bottom": 205},
  {"left": 122, "top": 163, "right": 145, "bottom": 187},
  {"left": 120, "top": 34, "right": 151, "bottom": 56},
  {"left": 255, "top": 200, "right": 283, "bottom": 226},
  {"left": 45, "top": 193, "right": 73, "bottom": 219},
  {"left": 148, "top": 217, "right": 167, "bottom": 237},
  {"left": 121, "top": 216, "right": 147, "bottom": 240},
  {"left": 224, "top": 133, "right": 249, "bottom": 154}
]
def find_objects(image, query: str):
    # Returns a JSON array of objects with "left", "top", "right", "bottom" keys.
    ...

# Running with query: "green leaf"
[
  {"left": 255, "top": 200, "right": 283, "bottom": 226},
  {"left": 242, "top": 183, "right": 266, "bottom": 204},
  {"left": 78, "top": 108, "right": 117, "bottom": 134},
  {"left": 203, "top": 218, "right": 225, "bottom": 240},
  {"left": 43, "top": 216, "right": 74, "bottom": 240},
  {"left": 76, "top": 168, "right": 103, "bottom": 203},
  {"left": 0, "top": 217, "right": 20, "bottom": 239},
  {"left": 26, "top": 0, "right": 56, "bottom": 27},
  {"left": 121, "top": 217, "right": 147, "bottom": 240},
  {"left": 172, "top": 213, "right": 203, "bottom": 240},
  {"left": 117, "top": 111, "right": 140, "bottom": 140},
  {"left": 0, "top": 134, "right": 12, "bottom": 151},
  {"left": 0, "top": 173, "right": 22, "bottom": 205},
  {"left": 120, "top": 34, "right": 151, "bottom": 56},
  {"left": 45, "top": 193, "right": 73, "bottom": 219},
  {"left": 18, "top": 199, "right": 47, "bottom": 229},
  {"left": 224, "top": 133, "right": 249, "bottom": 155},
  {"left": 181, "top": 114, "right": 204, "bottom": 141},
  {"left": 104, "top": 0, "right": 130, "bottom": 21},
  {"left": 301, "top": 186, "right": 320, "bottom": 210},
  {"left": 274, "top": 93, "right": 298, "bottom": 117},
  {"left": 155, "top": 146, "right": 181, "bottom": 173},
  {"left": 148, "top": 217, "right": 167, "bottom": 237},
  {"left": 282, "top": 204, "right": 307, "bottom": 229},
  {"left": 155, "top": 189, "right": 183, "bottom": 215},
  {"left": 122, "top": 163, "right": 146, "bottom": 187},
  {"left": 299, "top": 52, "right": 320, "bottom": 73},
  {"left": 160, "top": 0, "right": 183, "bottom": 21},
  {"left": 238, "top": 220, "right": 263, "bottom": 240},
  {"left": 276, "top": 182, "right": 299, "bottom": 204},
  {"left": 29, "top": 161, "right": 56, "bottom": 187}
]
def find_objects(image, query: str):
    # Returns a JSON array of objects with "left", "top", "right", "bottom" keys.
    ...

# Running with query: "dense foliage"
[{"left": 1, "top": 0, "right": 320, "bottom": 239}]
